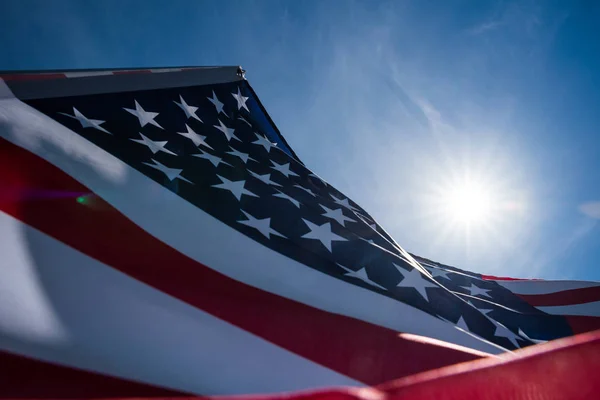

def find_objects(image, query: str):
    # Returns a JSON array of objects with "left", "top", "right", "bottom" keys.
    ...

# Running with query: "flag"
[{"left": 0, "top": 66, "right": 599, "bottom": 399}]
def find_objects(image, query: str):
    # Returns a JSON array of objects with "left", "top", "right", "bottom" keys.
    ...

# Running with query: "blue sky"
[{"left": 1, "top": 0, "right": 599, "bottom": 280}]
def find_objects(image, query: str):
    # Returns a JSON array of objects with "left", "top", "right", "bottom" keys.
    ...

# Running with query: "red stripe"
[
  {"left": 8, "top": 333, "right": 600, "bottom": 400},
  {"left": 0, "top": 138, "right": 483, "bottom": 386},
  {"left": 378, "top": 329, "right": 600, "bottom": 400},
  {"left": 113, "top": 69, "right": 153, "bottom": 75},
  {"left": 0, "top": 73, "right": 66, "bottom": 82},
  {"left": 0, "top": 350, "right": 185, "bottom": 398},
  {"left": 566, "top": 316, "right": 600, "bottom": 334},
  {"left": 517, "top": 286, "right": 600, "bottom": 307},
  {"left": 481, "top": 274, "right": 540, "bottom": 281}
]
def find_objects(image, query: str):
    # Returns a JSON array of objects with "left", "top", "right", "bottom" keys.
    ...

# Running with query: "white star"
[
  {"left": 123, "top": 100, "right": 163, "bottom": 129},
  {"left": 212, "top": 175, "right": 258, "bottom": 201},
  {"left": 238, "top": 210, "right": 285, "bottom": 239},
  {"left": 273, "top": 190, "right": 301, "bottom": 208},
  {"left": 227, "top": 147, "right": 257, "bottom": 164},
  {"left": 192, "top": 150, "right": 231, "bottom": 167},
  {"left": 252, "top": 132, "right": 277, "bottom": 152},
  {"left": 59, "top": 107, "right": 110, "bottom": 134},
  {"left": 177, "top": 124, "right": 212, "bottom": 150},
  {"left": 208, "top": 91, "right": 227, "bottom": 117},
  {"left": 270, "top": 161, "right": 299, "bottom": 178},
  {"left": 232, "top": 87, "right": 249, "bottom": 112},
  {"left": 143, "top": 159, "right": 192, "bottom": 183},
  {"left": 330, "top": 193, "right": 358, "bottom": 211},
  {"left": 294, "top": 184, "right": 317, "bottom": 197},
  {"left": 320, "top": 204, "right": 356, "bottom": 227},
  {"left": 489, "top": 319, "right": 522, "bottom": 348},
  {"left": 238, "top": 115, "right": 252, "bottom": 127},
  {"left": 456, "top": 316, "right": 470, "bottom": 331},
  {"left": 517, "top": 328, "right": 548, "bottom": 344},
  {"left": 249, "top": 170, "right": 282, "bottom": 187},
  {"left": 130, "top": 133, "right": 176, "bottom": 155},
  {"left": 301, "top": 219, "right": 347, "bottom": 252},
  {"left": 465, "top": 300, "right": 494, "bottom": 316},
  {"left": 337, "top": 264, "right": 386, "bottom": 290},
  {"left": 173, "top": 95, "right": 202, "bottom": 122},
  {"left": 426, "top": 267, "right": 452, "bottom": 280},
  {"left": 393, "top": 263, "right": 439, "bottom": 302},
  {"left": 461, "top": 283, "right": 492, "bottom": 299},
  {"left": 214, "top": 119, "right": 240, "bottom": 142}
]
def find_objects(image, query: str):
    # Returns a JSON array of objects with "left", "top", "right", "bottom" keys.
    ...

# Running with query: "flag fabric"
[
  {"left": 0, "top": 67, "right": 599, "bottom": 399},
  {"left": 2, "top": 331, "right": 600, "bottom": 400}
]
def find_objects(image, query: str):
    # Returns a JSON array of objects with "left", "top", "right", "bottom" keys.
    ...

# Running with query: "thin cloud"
[
  {"left": 580, "top": 202, "right": 600, "bottom": 219},
  {"left": 468, "top": 20, "right": 504, "bottom": 35},
  {"left": 264, "top": 0, "right": 576, "bottom": 280}
]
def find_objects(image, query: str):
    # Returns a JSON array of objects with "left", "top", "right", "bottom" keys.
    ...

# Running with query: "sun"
[
  {"left": 442, "top": 182, "right": 493, "bottom": 225},
  {"left": 416, "top": 149, "right": 531, "bottom": 258},
  {"left": 412, "top": 143, "right": 530, "bottom": 265}
]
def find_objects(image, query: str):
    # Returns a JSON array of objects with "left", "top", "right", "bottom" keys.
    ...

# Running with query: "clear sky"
[{"left": 1, "top": 0, "right": 599, "bottom": 280}]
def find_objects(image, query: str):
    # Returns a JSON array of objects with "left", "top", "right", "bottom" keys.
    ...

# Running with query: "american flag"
[{"left": 0, "top": 67, "right": 599, "bottom": 399}]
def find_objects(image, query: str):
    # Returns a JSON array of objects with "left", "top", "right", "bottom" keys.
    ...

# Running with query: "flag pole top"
[{"left": 1, "top": 66, "right": 245, "bottom": 100}]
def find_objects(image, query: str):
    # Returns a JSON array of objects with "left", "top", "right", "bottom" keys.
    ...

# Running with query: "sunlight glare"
[{"left": 443, "top": 183, "right": 492, "bottom": 225}]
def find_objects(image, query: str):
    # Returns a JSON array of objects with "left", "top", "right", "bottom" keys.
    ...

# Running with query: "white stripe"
[
  {"left": 64, "top": 71, "right": 114, "bottom": 78},
  {"left": 0, "top": 211, "right": 360, "bottom": 394},
  {"left": 0, "top": 96, "right": 505, "bottom": 354},
  {"left": 496, "top": 280, "right": 600, "bottom": 295},
  {"left": 537, "top": 301, "right": 600, "bottom": 317}
]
